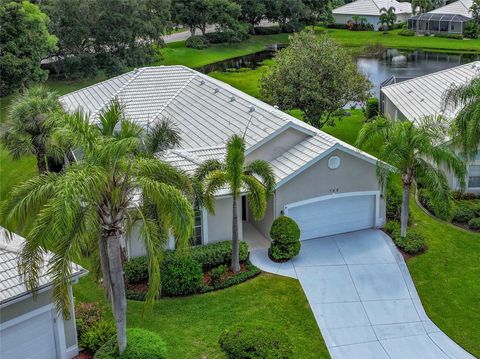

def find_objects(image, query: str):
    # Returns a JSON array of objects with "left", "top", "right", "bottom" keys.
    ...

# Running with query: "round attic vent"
[{"left": 328, "top": 156, "right": 341, "bottom": 170}]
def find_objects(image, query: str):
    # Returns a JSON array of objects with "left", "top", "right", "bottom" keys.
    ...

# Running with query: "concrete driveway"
[{"left": 250, "top": 229, "right": 475, "bottom": 359}]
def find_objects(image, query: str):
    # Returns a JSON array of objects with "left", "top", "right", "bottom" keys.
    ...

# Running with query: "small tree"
[
  {"left": 378, "top": 7, "right": 397, "bottom": 33},
  {"left": 261, "top": 32, "right": 372, "bottom": 128},
  {"left": 0, "top": 1, "right": 57, "bottom": 95},
  {"left": 196, "top": 135, "right": 275, "bottom": 272},
  {"left": 1, "top": 86, "right": 62, "bottom": 174},
  {"left": 356, "top": 117, "right": 466, "bottom": 237}
]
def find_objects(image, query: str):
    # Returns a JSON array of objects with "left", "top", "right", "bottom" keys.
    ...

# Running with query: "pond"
[{"left": 198, "top": 45, "right": 479, "bottom": 97}]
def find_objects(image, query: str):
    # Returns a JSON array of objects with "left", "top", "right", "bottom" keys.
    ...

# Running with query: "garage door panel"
[
  {"left": 287, "top": 195, "right": 376, "bottom": 240},
  {"left": 1, "top": 310, "right": 57, "bottom": 359}
]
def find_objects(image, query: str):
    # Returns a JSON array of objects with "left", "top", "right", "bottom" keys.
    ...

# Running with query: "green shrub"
[
  {"left": 126, "top": 289, "right": 147, "bottom": 301},
  {"left": 190, "top": 240, "right": 249, "bottom": 271},
  {"left": 434, "top": 33, "right": 463, "bottom": 39},
  {"left": 384, "top": 220, "right": 400, "bottom": 236},
  {"left": 209, "top": 264, "right": 227, "bottom": 286},
  {"left": 386, "top": 184, "right": 403, "bottom": 221},
  {"left": 75, "top": 302, "right": 104, "bottom": 339},
  {"left": 80, "top": 321, "right": 117, "bottom": 354},
  {"left": 253, "top": 26, "right": 281, "bottom": 35},
  {"left": 452, "top": 203, "right": 477, "bottom": 223},
  {"left": 185, "top": 35, "right": 209, "bottom": 49},
  {"left": 200, "top": 262, "right": 261, "bottom": 293},
  {"left": 124, "top": 256, "right": 148, "bottom": 284},
  {"left": 219, "top": 326, "right": 293, "bottom": 359},
  {"left": 94, "top": 328, "right": 167, "bottom": 359},
  {"left": 205, "top": 29, "right": 249, "bottom": 43},
  {"left": 365, "top": 98, "right": 379, "bottom": 120},
  {"left": 468, "top": 217, "right": 480, "bottom": 230},
  {"left": 398, "top": 28, "right": 415, "bottom": 36},
  {"left": 392, "top": 229, "right": 426, "bottom": 255},
  {"left": 269, "top": 216, "right": 301, "bottom": 261},
  {"left": 464, "top": 21, "right": 479, "bottom": 39},
  {"left": 418, "top": 189, "right": 434, "bottom": 214},
  {"left": 161, "top": 254, "right": 203, "bottom": 296}
]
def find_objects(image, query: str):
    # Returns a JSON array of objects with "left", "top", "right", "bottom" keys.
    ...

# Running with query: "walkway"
[{"left": 250, "top": 229, "right": 475, "bottom": 359}]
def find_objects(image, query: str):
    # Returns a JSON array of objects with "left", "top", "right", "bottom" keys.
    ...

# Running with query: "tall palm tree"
[
  {"left": 1, "top": 85, "right": 62, "bottom": 173},
  {"left": 196, "top": 135, "right": 275, "bottom": 272},
  {"left": 2, "top": 102, "right": 194, "bottom": 354},
  {"left": 443, "top": 77, "right": 480, "bottom": 158},
  {"left": 356, "top": 117, "right": 466, "bottom": 237},
  {"left": 378, "top": 7, "right": 397, "bottom": 33}
]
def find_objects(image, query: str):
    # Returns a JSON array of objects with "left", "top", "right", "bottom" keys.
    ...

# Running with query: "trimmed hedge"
[
  {"left": 452, "top": 203, "right": 477, "bottom": 223},
  {"left": 392, "top": 229, "right": 426, "bottom": 255},
  {"left": 219, "top": 326, "right": 293, "bottom": 359},
  {"left": 200, "top": 262, "right": 261, "bottom": 293},
  {"left": 468, "top": 217, "right": 480, "bottom": 230},
  {"left": 269, "top": 216, "right": 301, "bottom": 261},
  {"left": 190, "top": 240, "right": 249, "bottom": 271},
  {"left": 80, "top": 321, "right": 117, "bottom": 354},
  {"left": 94, "top": 328, "right": 167, "bottom": 359},
  {"left": 384, "top": 220, "right": 400, "bottom": 236},
  {"left": 253, "top": 26, "right": 281, "bottom": 35},
  {"left": 205, "top": 30, "right": 249, "bottom": 44},
  {"left": 124, "top": 256, "right": 148, "bottom": 283},
  {"left": 161, "top": 254, "right": 203, "bottom": 296},
  {"left": 185, "top": 35, "right": 209, "bottom": 49}
]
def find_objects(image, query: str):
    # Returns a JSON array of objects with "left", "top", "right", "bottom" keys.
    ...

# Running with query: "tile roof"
[
  {"left": 332, "top": 0, "right": 412, "bottom": 16},
  {"left": 429, "top": 0, "right": 473, "bottom": 17},
  {"left": 0, "top": 227, "right": 85, "bottom": 305},
  {"left": 60, "top": 65, "right": 378, "bottom": 189},
  {"left": 381, "top": 61, "right": 480, "bottom": 124}
]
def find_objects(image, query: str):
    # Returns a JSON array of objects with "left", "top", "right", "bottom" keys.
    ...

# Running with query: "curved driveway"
[{"left": 250, "top": 229, "right": 475, "bottom": 359}]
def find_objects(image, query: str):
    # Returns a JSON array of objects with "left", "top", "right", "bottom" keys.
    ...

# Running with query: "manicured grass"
[
  {"left": 320, "top": 28, "right": 480, "bottom": 53},
  {"left": 0, "top": 146, "right": 37, "bottom": 202},
  {"left": 408, "top": 202, "right": 480, "bottom": 357}
]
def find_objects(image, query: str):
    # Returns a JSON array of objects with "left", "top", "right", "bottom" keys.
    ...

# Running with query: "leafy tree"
[
  {"left": 264, "top": 0, "right": 308, "bottom": 31},
  {"left": 205, "top": 0, "right": 243, "bottom": 35},
  {"left": 303, "top": 0, "right": 333, "bottom": 28},
  {"left": 261, "top": 32, "right": 372, "bottom": 128},
  {"left": 234, "top": 0, "right": 266, "bottom": 33},
  {"left": 411, "top": 0, "right": 432, "bottom": 14},
  {"left": 1, "top": 86, "right": 62, "bottom": 173},
  {"left": 196, "top": 135, "right": 275, "bottom": 272},
  {"left": 356, "top": 117, "right": 466, "bottom": 237},
  {"left": 2, "top": 101, "right": 194, "bottom": 354},
  {"left": 470, "top": 0, "right": 480, "bottom": 22},
  {"left": 0, "top": 1, "right": 57, "bottom": 96},
  {"left": 172, "top": 0, "right": 208, "bottom": 36},
  {"left": 443, "top": 77, "right": 480, "bottom": 158},
  {"left": 378, "top": 6, "right": 397, "bottom": 32}
]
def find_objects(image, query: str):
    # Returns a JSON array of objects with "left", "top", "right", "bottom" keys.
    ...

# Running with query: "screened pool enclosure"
[{"left": 408, "top": 13, "right": 471, "bottom": 34}]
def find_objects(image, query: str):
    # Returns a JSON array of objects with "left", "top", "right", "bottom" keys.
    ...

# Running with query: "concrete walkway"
[{"left": 250, "top": 229, "right": 475, "bottom": 359}]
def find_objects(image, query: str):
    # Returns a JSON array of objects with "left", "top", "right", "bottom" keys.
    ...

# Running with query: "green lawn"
[{"left": 321, "top": 28, "right": 480, "bottom": 53}]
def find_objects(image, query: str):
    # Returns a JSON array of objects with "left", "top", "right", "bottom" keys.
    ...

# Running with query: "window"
[
  {"left": 191, "top": 203, "right": 203, "bottom": 246},
  {"left": 468, "top": 165, "right": 480, "bottom": 188}
]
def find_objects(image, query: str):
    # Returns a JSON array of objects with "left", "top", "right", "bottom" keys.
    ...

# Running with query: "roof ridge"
[
  {"left": 89, "top": 68, "right": 146, "bottom": 119},
  {"left": 170, "top": 149, "right": 202, "bottom": 165}
]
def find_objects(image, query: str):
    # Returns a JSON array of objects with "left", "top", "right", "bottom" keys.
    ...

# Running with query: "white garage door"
[
  {"left": 1, "top": 309, "right": 57, "bottom": 359},
  {"left": 285, "top": 194, "right": 376, "bottom": 240}
]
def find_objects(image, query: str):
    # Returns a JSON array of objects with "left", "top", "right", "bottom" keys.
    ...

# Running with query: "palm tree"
[
  {"left": 2, "top": 101, "right": 194, "bottom": 354},
  {"left": 356, "top": 117, "right": 466, "bottom": 237},
  {"left": 378, "top": 7, "right": 397, "bottom": 33},
  {"left": 443, "top": 77, "right": 480, "bottom": 159},
  {"left": 196, "top": 135, "right": 275, "bottom": 272},
  {"left": 1, "top": 85, "right": 62, "bottom": 173},
  {"left": 411, "top": 0, "right": 432, "bottom": 14}
]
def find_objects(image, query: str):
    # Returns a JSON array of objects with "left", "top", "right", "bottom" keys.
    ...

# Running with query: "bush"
[
  {"left": 253, "top": 26, "right": 281, "bottom": 35},
  {"left": 392, "top": 229, "right": 426, "bottom": 255},
  {"left": 398, "top": 28, "right": 415, "bottom": 36},
  {"left": 418, "top": 189, "right": 435, "bottom": 214},
  {"left": 280, "top": 20, "right": 304, "bottom": 33},
  {"left": 452, "top": 203, "right": 477, "bottom": 223},
  {"left": 468, "top": 217, "right": 480, "bottom": 230},
  {"left": 185, "top": 35, "right": 209, "bottom": 49},
  {"left": 434, "top": 33, "right": 463, "bottom": 40},
  {"left": 464, "top": 21, "right": 479, "bottom": 39},
  {"left": 161, "top": 254, "right": 203, "bottom": 296},
  {"left": 384, "top": 220, "right": 400, "bottom": 236},
  {"left": 393, "top": 22, "right": 407, "bottom": 30},
  {"left": 269, "top": 216, "right": 301, "bottom": 261},
  {"left": 80, "top": 321, "right": 117, "bottom": 354},
  {"left": 95, "top": 328, "right": 167, "bottom": 359},
  {"left": 200, "top": 262, "right": 261, "bottom": 293},
  {"left": 386, "top": 184, "right": 403, "bottom": 221},
  {"left": 205, "top": 30, "right": 249, "bottom": 44},
  {"left": 75, "top": 302, "right": 104, "bottom": 338},
  {"left": 124, "top": 256, "right": 148, "bottom": 284},
  {"left": 209, "top": 264, "right": 227, "bottom": 286},
  {"left": 326, "top": 23, "right": 348, "bottom": 29},
  {"left": 219, "top": 326, "right": 293, "bottom": 359},
  {"left": 365, "top": 98, "right": 379, "bottom": 120},
  {"left": 190, "top": 240, "right": 249, "bottom": 271}
]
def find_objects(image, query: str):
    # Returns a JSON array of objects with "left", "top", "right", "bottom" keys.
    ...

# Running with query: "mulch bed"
[
  {"left": 203, "top": 262, "right": 248, "bottom": 285},
  {"left": 74, "top": 351, "right": 92, "bottom": 359},
  {"left": 452, "top": 221, "right": 480, "bottom": 233}
]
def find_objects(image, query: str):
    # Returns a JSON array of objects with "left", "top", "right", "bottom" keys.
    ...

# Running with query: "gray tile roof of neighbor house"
[
  {"left": 60, "top": 65, "right": 378, "bottom": 188},
  {"left": 429, "top": 0, "right": 473, "bottom": 17},
  {"left": 332, "top": 0, "right": 412, "bottom": 16},
  {"left": 381, "top": 61, "right": 480, "bottom": 124},
  {"left": 0, "top": 227, "right": 85, "bottom": 305}
]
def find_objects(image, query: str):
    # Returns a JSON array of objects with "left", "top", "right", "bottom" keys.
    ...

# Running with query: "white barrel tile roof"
[
  {"left": 333, "top": 0, "right": 412, "bottom": 15},
  {"left": 429, "top": 0, "right": 473, "bottom": 17}
]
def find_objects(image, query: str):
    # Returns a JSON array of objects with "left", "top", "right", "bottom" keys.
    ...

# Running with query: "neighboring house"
[
  {"left": 0, "top": 228, "right": 86, "bottom": 359},
  {"left": 381, "top": 61, "right": 480, "bottom": 192},
  {"left": 60, "top": 65, "right": 386, "bottom": 255},
  {"left": 408, "top": 0, "right": 473, "bottom": 34},
  {"left": 332, "top": 0, "right": 412, "bottom": 30}
]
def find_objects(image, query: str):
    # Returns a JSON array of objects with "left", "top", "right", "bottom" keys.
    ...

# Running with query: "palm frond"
[
  {"left": 97, "top": 99, "right": 125, "bottom": 137},
  {"left": 242, "top": 175, "right": 267, "bottom": 221},
  {"left": 144, "top": 118, "right": 181, "bottom": 154},
  {"left": 194, "top": 159, "right": 224, "bottom": 181},
  {"left": 203, "top": 170, "right": 229, "bottom": 213},
  {"left": 244, "top": 159, "right": 276, "bottom": 195}
]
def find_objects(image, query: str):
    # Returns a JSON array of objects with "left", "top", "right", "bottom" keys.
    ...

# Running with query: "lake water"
[{"left": 199, "top": 46, "right": 479, "bottom": 97}]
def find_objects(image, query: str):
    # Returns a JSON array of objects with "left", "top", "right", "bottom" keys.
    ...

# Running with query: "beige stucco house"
[
  {"left": 381, "top": 61, "right": 480, "bottom": 193},
  {"left": 0, "top": 228, "right": 86, "bottom": 359},
  {"left": 60, "top": 66, "right": 386, "bottom": 253}
]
